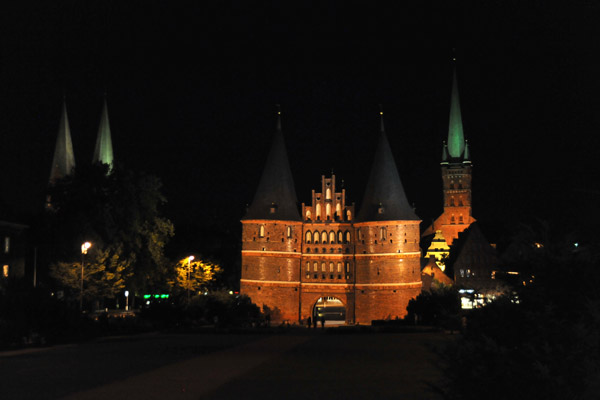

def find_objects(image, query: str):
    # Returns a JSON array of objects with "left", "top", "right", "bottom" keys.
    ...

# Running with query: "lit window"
[
  {"left": 306, "top": 210, "right": 312, "bottom": 220},
  {"left": 338, "top": 231, "right": 343, "bottom": 243},
  {"left": 346, "top": 210, "right": 352, "bottom": 220},
  {"left": 329, "top": 262, "right": 334, "bottom": 272},
  {"left": 2, "top": 265, "right": 8, "bottom": 278},
  {"left": 326, "top": 203, "right": 331, "bottom": 219},
  {"left": 287, "top": 226, "right": 292, "bottom": 238},
  {"left": 259, "top": 225, "right": 265, "bottom": 237},
  {"left": 337, "top": 262, "right": 342, "bottom": 273},
  {"left": 329, "top": 231, "right": 335, "bottom": 243},
  {"left": 321, "top": 231, "right": 327, "bottom": 244},
  {"left": 314, "top": 262, "right": 318, "bottom": 272},
  {"left": 3, "top": 237, "right": 9, "bottom": 254},
  {"left": 306, "top": 262, "right": 310, "bottom": 272},
  {"left": 326, "top": 188, "right": 331, "bottom": 200},
  {"left": 345, "top": 262, "right": 350, "bottom": 273},
  {"left": 380, "top": 227, "right": 387, "bottom": 240},
  {"left": 345, "top": 231, "right": 350, "bottom": 243},
  {"left": 306, "top": 231, "right": 312, "bottom": 243},
  {"left": 321, "top": 262, "right": 326, "bottom": 272}
]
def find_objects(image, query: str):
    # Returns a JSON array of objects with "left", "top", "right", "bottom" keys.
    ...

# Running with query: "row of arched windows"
[
  {"left": 306, "top": 261, "right": 351, "bottom": 273},
  {"left": 305, "top": 230, "right": 351, "bottom": 244}
]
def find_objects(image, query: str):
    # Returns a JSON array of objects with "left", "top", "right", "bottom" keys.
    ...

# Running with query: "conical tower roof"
[
  {"left": 49, "top": 100, "right": 76, "bottom": 184},
  {"left": 356, "top": 111, "right": 419, "bottom": 222},
  {"left": 447, "top": 68, "right": 465, "bottom": 159},
  {"left": 243, "top": 109, "right": 300, "bottom": 221},
  {"left": 93, "top": 98, "right": 114, "bottom": 170}
]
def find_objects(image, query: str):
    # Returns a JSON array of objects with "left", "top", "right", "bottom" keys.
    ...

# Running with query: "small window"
[
  {"left": 321, "top": 231, "right": 327, "bottom": 244},
  {"left": 329, "top": 262, "right": 334, "bottom": 272},
  {"left": 287, "top": 226, "right": 292, "bottom": 238},
  {"left": 313, "top": 262, "right": 318, "bottom": 272},
  {"left": 259, "top": 225, "right": 265, "bottom": 237},
  {"left": 321, "top": 262, "right": 326, "bottom": 272},
  {"left": 345, "top": 231, "right": 351, "bottom": 243},
  {"left": 380, "top": 227, "right": 387, "bottom": 240},
  {"left": 2, "top": 264, "right": 8, "bottom": 278},
  {"left": 3, "top": 237, "right": 9, "bottom": 254},
  {"left": 306, "top": 210, "right": 312, "bottom": 220},
  {"left": 306, "top": 262, "right": 310, "bottom": 272},
  {"left": 346, "top": 210, "right": 352, "bottom": 220},
  {"left": 329, "top": 231, "right": 336, "bottom": 244},
  {"left": 306, "top": 231, "right": 312, "bottom": 243},
  {"left": 326, "top": 188, "right": 332, "bottom": 200},
  {"left": 345, "top": 262, "right": 350, "bottom": 273},
  {"left": 337, "top": 262, "right": 342, "bottom": 273}
]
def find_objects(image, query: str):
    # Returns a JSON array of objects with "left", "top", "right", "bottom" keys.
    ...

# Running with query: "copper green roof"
[
  {"left": 49, "top": 101, "right": 76, "bottom": 184},
  {"left": 93, "top": 98, "right": 114, "bottom": 170},
  {"left": 356, "top": 112, "right": 419, "bottom": 222},
  {"left": 447, "top": 68, "right": 465, "bottom": 158},
  {"left": 243, "top": 111, "right": 300, "bottom": 221}
]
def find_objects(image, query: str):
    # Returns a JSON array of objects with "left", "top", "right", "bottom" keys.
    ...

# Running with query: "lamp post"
[
  {"left": 125, "top": 290, "right": 129, "bottom": 311},
  {"left": 187, "top": 255, "right": 195, "bottom": 303},
  {"left": 80, "top": 242, "right": 92, "bottom": 311}
]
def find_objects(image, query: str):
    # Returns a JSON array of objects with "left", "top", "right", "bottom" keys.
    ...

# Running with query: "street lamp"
[
  {"left": 187, "top": 255, "right": 195, "bottom": 303},
  {"left": 125, "top": 290, "right": 129, "bottom": 311},
  {"left": 80, "top": 242, "right": 92, "bottom": 311}
]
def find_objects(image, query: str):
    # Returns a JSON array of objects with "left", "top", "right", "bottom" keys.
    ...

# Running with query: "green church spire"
[
  {"left": 447, "top": 68, "right": 465, "bottom": 159},
  {"left": 49, "top": 100, "right": 76, "bottom": 185},
  {"left": 93, "top": 97, "right": 114, "bottom": 171}
]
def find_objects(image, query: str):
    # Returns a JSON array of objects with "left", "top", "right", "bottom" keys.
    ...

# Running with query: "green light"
[
  {"left": 143, "top": 294, "right": 151, "bottom": 299},
  {"left": 160, "top": 294, "right": 169, "bottom": 298},
  {"left": 154, "top": 294, "right": 160, "bottom": 299},
  {"left": 448, "top": 69, "right": 465, "bottom": 158}
]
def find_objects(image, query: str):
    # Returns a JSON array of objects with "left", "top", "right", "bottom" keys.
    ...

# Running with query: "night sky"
[{"left": 1, "top": 2, "right": 599, "bottom": 253}]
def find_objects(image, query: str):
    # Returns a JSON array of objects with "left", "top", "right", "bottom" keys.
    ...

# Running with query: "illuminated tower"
[
  {"left": 240, "top": 108, "right": 303, "bottom": 321},
  {"left": 426, "top": 67, "right": 475, "bottom": 245},
  {"left": 353, "top": 111, "right": 422, "bottom": 323},
  {"left": 49, "top": 100, "right": 76, "bottom": 185},
  {"left": 93, "top": 97, "right": 114, "bottom": 171}
]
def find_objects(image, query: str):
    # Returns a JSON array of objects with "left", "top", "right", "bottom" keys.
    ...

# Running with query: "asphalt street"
[{"left": 0, "top": 331, "right": 450, "bottom": 399}]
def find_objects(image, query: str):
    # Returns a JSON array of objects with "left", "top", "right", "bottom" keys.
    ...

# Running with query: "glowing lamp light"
[{"left": 81, "top": 242, "right": 92, "bottom": 254}]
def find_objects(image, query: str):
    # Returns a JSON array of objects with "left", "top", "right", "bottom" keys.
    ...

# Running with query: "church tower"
[
  {"left": 426, "top": 67, "right": 475, "bottom": 245},
  {"left": 49, "top": 100, "right": 76, "bottom": 185},
  {"left": 93, "top": 97, "right": 114, "bottom": 171},
  {"left": 353, "top": 111, "right": 422, "bottom": 323},
  {"left": 240, "top": 108, "right": 303, "bottom": 321}
]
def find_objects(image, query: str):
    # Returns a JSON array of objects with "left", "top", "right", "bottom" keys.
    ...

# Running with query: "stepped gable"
[
  {"left": 243, "top": 110, "right": 300, "bottom": 221},
  {"left": 356, "top": 111, "right": 418, "bottom": 222}
]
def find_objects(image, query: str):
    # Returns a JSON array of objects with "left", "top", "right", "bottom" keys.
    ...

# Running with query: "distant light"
[
  {"left": 146, "top": 301, "right": 150, "bottom": 305},
  {"left": 125, "top": 290, "right": 129, "bottom": 297},
  {"left": 188, "top": 255, "right": 195, "bottom": 262},
  {"left": 574, "top": 242, "right": 579, "bottom": 248},
  {"left": 229, "top": 291, "right": 233, "bottom": 295}
]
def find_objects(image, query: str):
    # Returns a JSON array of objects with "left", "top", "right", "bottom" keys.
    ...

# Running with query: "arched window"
[
  {"left": 346, "top": 210, "right": 352, "bottom": 220},
  {"left": 326, "top": 203, "right": 331, "bottom": 220},
  {"left": 337, "top": 262, "right": 342, "bottom": 273},
  {"left": 259, "top": 225, "right": 265, "bottom": 237},
  {"left": 329, "top": 262, "right": 334, "bottom": 272},
  {"left": 345, "top": 262, "right": 350, "bottom": 273},
  {"left": 326, "top": 188, "right": 331, "bottom": 200},
  {"left": 306, "top": 262, "right": 310, "bottom": 272},
  {"left": 306, "top": 210, "right": 312, "bottom": 220},
  {"left": 357, "top": 228, "right": 361, "bottom": 241},
  {"left": 287, "top": 226, "right": 292, "bottom": 238},
  {"left": 316, "top": 204, "right": 322, "bottom": 220},
  {"left": 313, "top": 262, "right": 318, "bottom": 272},
  {"left": 335, "top": 203, "right": 341, "bottom": 218},
  {"left": 314, "top": 232, "right": 320, "bottom": 244},
  {"left": 345, "top": 231, "right": 351, "bottom": 243},
  {"left": 321, "top": 231, "right": 327, "bottom": 244},
  {"left": 338, "top": 231, "right": 343, "bottom": 243},
  {"left": 380, "top": 227, "right": 387, "bottom": 240},
  {"left": 329, "top": 231, "right": 336, "bottom": 243},
  {"left": 306, "top": 231, "right": 312, "bottom": 243},
  {"left": 321, "top": 262, "right": 326, "bottom": 272}
]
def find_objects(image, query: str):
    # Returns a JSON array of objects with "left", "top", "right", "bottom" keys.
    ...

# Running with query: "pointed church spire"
[
  {"left": 93, "top": 96, "right": 114, "bottom": 171},
  {"left": 447, "top": 67, "right": 465, "bottom": 159},
  {"left": 357, "top": 110, "right": 419, "bottom": 222},
  {"left": 243, "top": 107, "right": 300, "bottom": 221},
  {"left": 49, "top": 100, "right": 76, "bottom": 185}
]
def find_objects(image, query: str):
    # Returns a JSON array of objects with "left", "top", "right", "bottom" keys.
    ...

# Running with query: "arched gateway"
[{"left": 313, "top": 296, "right": 346, "bottom": 325}]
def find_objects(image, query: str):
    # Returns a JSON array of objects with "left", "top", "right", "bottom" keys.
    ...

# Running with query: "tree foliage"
[
  {"left": 42, "top": 163, "right": 174, "bottom": 300},
  {"left": 442, "top": 222, "right": 600, "bottom": 399},
  {"left": 50, "top": 246, "right": 132, "bottom": 303},
  {"left": 169, "top": 256, "right": 222, "bottom": 294}
]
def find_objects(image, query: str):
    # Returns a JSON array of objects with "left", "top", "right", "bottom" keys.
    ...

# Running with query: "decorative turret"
[
  {"left": 244, "top": 107, "right": 300, "bottom": 221},
  {"left": 49, "top": 100, "right": 76, "bottom": 185},
  {"left": 93, "top": 97, "right": 114, "bottom": 171},
  {"left": 357, "top": 110, "right": 418, "bottom": 222}
]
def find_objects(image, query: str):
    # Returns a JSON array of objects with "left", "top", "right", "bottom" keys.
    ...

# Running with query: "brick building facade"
[{"left": 241, "top": 111, "right": 421, "bottom": 324}]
